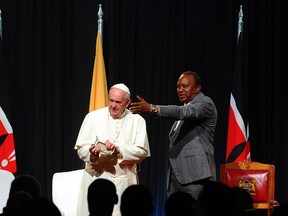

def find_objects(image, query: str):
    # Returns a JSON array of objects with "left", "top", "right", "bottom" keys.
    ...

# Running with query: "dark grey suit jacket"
[{"left": 158, "top": 92, "right": 217, "bottom": 184}]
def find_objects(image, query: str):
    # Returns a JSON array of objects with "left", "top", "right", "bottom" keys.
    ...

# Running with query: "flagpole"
[
  {"left": 89, "top": 4, "right": 108, "bottom": 112},
  {"left": 237, "top": 5, "right": 243, "bottom": 41},
  {"left": 98, "top": 4, "right": 103, "bottom": 36},
  {"left": 0, "top": 9, "right": 3, "bottom": 39}
]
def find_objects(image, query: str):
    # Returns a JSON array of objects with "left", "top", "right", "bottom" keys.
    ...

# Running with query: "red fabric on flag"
[
  {"left": 226, "top": 105, "right": 250, "bottom": 162},
  {"left": 0, "top": 111, "right": 17, "bottom": 173},
  {"left": 227, "top": 105, "right": 246, "bottom": 149},
  {"left": 226, "top": 104, "right": 250, "bottom": 162}
]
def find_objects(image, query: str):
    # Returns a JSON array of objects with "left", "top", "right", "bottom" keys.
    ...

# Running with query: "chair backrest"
[
  {"left": 220, "top": 159, "right": 278, "bottom": 216},
  {"left": 0, "top": 170, "right": 15, "bottom": 214},
  {"left": 52, "top": 169, "right": 84, "bottom": 216}
]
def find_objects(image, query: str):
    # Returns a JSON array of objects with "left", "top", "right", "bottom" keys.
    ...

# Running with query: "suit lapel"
[{"left": 169, "top": 120, "right": 183, "bottom": 145}]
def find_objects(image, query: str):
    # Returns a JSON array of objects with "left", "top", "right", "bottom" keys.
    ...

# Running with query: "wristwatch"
[{"left": 150, "top": 104, "right": 159, "bottom": 114}]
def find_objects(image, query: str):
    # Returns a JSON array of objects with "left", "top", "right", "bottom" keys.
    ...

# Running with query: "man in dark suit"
[{"left": 129, "top": 71, "right": 217, "bottom": 200}]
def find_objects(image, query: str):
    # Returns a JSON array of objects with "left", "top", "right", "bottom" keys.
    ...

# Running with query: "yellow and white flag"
[{"left": 89, "top": 31, "right": 108, "bottom": 112}]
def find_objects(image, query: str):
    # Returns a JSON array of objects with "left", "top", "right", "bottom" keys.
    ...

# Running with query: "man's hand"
[
  {"left": 89, "top": 144, "right": 101, "bottom": 163},
  {"left": 89, "top": 144, "right": 101, "bottom": 155},
  {"left": 129, "top": 95, "right": 151, "bottom": 113},
  {"left": 105, "top": 140, "right": 120, "bottom": 155}
]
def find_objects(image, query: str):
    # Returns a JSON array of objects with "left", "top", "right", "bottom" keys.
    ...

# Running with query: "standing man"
[
  {"left": 129, "top": 71, "right": 217, "bottom": 200},
  {"left": 74, "top": 83, "right": 151, "bottom": 216}
]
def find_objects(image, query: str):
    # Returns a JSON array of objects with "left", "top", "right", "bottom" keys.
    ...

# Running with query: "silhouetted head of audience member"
[
  {"left": 9, "top": 174, "right": 41, "bottom": 199},
  {"left": 271, "top": 203, "right": 288, "bottom": 216},
  {"left": 196, "top": 180, "right": 236, "bottom": 216},
  {"left": 21, "top": 196, "right": 62, "bottom": 216},
  {"left": 120, "top": 184, "right": 154, "bottom": 216},
  {"left": 232, "top": 187, "right": 253, "bottom": 211},
  {"left": 231, "top": 186, "right": 262, "bottom": 216},
  {"left": 1, "top": 174, "right": 41, "bottom": 216},
  {"left": 87, "top": 178, "right": 118, "bottom": 216},
  {"left": 165, "top": 191, "right": 196, "bottom": 216},
  {"left": 2, "top": 191, "right": 32, "bottom": 215}
]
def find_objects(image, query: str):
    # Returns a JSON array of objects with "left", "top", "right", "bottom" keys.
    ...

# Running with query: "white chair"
[
  {"left": 52, "top": 169, "right": 84, "bottom": 216},
  {"left": 0, "top": 170, "right": 15, "bottom": 214}
]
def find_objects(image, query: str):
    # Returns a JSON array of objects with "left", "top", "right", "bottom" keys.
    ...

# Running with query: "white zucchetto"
[{"left": 110, "top": 83, "right": 131, "bottom": 96}]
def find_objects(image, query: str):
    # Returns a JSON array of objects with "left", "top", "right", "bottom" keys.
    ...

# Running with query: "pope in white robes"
[{"left": 74, "top": 83, "right": 150, "bottom": 216}]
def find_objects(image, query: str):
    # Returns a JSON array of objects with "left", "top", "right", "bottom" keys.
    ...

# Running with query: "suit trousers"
[{"left": 167, "top": 165, "right": 209, "bottom": 200}]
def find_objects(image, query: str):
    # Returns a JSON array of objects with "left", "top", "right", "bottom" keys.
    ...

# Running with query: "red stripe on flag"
[
  {"left": 0, "top": 112, "right": 17, "bottom": 173},
  {"left": 226, "top": 105, "right": 246, "bottom": 157}
]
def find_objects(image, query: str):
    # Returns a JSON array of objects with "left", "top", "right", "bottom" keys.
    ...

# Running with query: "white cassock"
[{"left": 74, "top": 107, "right": 150, "bottom": 216}]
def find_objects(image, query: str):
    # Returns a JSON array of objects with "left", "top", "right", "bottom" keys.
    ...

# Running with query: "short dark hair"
[
  {"left": 88, "top": 178, "right": 118, "bottom": 216},
  {"left": 182, "top": 71, "right": 202, "bottom": 86}
]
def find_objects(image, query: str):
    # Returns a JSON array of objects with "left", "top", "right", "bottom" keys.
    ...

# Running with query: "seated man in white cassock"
[{"left": 74, "top": 83, "right": 151, "bottom": 216}]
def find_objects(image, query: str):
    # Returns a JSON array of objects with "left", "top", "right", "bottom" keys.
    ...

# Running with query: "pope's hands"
[
  {"left": 89, "top": 141, "right": 120, "bottom": 156},
  {"left": 105, "top": 140, "right": 120, "bottom": 154},
  {"left": 89, "top": 144, "right": 101, "bottom": 156},
  {"left": 129, "top": 95, "right": 151, "bottom": 113},
  {"left": 89, "top": 144, "right": 101, "bottom": 164},
  {"left": 89, "top": 140, "right": 120, "bottom": 164}
]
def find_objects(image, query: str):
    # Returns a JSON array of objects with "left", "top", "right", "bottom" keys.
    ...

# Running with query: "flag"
[
  {"left": 226, "top": 5, "right": 250, "bottom": 163},
  {"left": 0, "top": 107, "right": 16, "bottom": 173},
  {"left": 89, "top": 31, "right": 108, "bottom": 112},
  {"left": 0, "top": 15, "right": 17, "bottom": 173}
]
